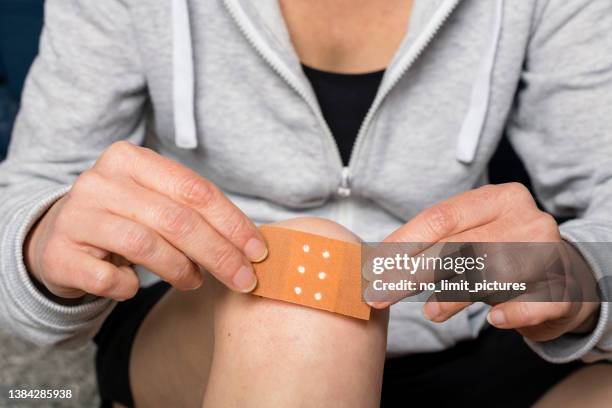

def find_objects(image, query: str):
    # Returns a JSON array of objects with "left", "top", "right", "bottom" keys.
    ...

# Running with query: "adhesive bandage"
[{"left": 252, "top": 225, "right": 370, "bottom": 320}]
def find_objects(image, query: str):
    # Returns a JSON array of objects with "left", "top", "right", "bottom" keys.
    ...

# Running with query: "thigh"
[
  {"left": 130, "top": 217, "right": 389, "bottom": 408},
  {"left": 129, "top": 278, "right": 216, "bottom": 408},
  {"left": 534, "top": 364, "right": 612, "bottom": 408}
]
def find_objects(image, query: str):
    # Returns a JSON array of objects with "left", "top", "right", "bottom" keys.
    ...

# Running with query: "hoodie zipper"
[
  {"left": 222, "top": 0, "right": 343, "bottom": 186},
  {"left": 347, "top": 0, "right": 462, "bottom": 179},
  {"left": 224, "top": 0, "right": 460, "bottom": 198}
]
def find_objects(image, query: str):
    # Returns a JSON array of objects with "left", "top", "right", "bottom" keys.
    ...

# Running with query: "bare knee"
[
  {"left": 270, "top": 216, "right": 362, "bottom": 243},
  {"left": 214, "top": 216, "right": 384, "bottom": 344},
  {"left": 131, "top": 217, "right": 387, "bottom": 408},
  {"left": 204, "top": 217, "right": 388, "bottom": 407}
]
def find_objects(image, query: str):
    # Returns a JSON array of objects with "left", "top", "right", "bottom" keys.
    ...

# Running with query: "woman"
[{"left": 0, "top": 0, "right": 611, "bottom": 406}]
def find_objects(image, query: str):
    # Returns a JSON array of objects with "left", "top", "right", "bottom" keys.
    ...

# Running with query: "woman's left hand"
[{"left": 370, "top": 183, "right": 600, "bottom": 342}]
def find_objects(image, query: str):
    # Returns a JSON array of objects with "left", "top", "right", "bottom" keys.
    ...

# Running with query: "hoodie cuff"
[
  {"left": 525, "top": 220, "right": 612, "bottom": 363},
  {"left": 1, "top": 185, "right": 114, "bottom": 344}
]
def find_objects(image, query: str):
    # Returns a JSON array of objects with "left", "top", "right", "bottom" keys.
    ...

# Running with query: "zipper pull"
[{"left": 337, "top": 167, "right": 352, "bottom": 198}]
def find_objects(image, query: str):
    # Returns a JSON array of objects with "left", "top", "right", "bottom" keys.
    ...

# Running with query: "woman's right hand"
[{"left": 25, "top": 141, "right": 268, "bottom": 301}]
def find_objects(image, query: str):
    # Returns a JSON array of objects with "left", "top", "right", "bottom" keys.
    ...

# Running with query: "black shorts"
[{"left": 94, "top": 281, "right": 586, "bottom": 408}]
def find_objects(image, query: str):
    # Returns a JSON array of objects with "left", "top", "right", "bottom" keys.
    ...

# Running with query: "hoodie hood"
[{"left": 171, "top": 0, "right": 506, "bottom": 163}]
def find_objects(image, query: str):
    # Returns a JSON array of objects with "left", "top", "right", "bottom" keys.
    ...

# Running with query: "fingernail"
[
  {"left": 189, "top": 276, "right": 204, "bottom": 291},
  {"left": 233, "top": 265, "right": 258, "bottom": 293},
  {"left": 487, "top": 310, "right": 506, "bottom": 327},
  {"left": 366, "top": 301, "right": 392, "bottom": 309},
  {"left": 244, "top": 238, "right": 268, "bottom": 263},
  {"left": 423, "top": 302, "right": 441, "bottom": 321},
  {"left": 363, "top": 284, "right": 393, "bottom": 307}
]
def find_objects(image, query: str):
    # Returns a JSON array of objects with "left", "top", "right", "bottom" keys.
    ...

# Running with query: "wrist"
[
  {"left": 559, "top": 240, "right": 601, "bottom": 335},
  {"left": 23, "top": 198, "right": 86, "bottom": 306},
  {"left": 24, "top": 212, "right": 46, "bottom": 288},
  {"left": 571, "top": 302, "right": 600, "bottom": 334}
]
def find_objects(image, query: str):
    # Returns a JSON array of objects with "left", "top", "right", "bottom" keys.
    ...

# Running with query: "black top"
[{"left": 302, "top": 64, "right": 385, "bottom": 165}]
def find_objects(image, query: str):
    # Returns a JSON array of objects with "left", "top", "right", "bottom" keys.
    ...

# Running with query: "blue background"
[{"left": 0, "top": 0, "right": 45, "bottom": 159}]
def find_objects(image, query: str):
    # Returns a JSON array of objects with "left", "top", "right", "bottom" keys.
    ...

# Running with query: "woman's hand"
[
  {"left": 25, "top": 141, "right": 268, "bottom": 302},
  {"left": 370, "top": 183, "right": 600, "bottom": 342}
]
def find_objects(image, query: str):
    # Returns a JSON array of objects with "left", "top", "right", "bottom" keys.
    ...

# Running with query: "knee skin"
[
  {"left": 205, "top": 217, "right": 388, "bottom": 408},
  {"left": 131, "top": 217, "right": 388, "bottom": 408}
]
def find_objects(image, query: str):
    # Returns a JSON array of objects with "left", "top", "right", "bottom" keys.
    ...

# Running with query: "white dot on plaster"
[
  {"left": 297, "top": 265, "right": 305, "bottom": 274},
  {"left": 318, "top": 271, "right": 326, "bottom": 280},
  {"left": 303, "top": 244, "right": 310, "bottom": 253},
  {"left": 314, "top": 292, "right": 322, "bottom": 301},
  {"left": 322, "top": 250, "right": 330, "bottom": 259},
  {"left": 294, "top": 287, "right": 302, "bottom": 295}
]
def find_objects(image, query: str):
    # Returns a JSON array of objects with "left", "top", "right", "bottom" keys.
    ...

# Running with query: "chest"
[{"left": 278, "top": 0, "right": 415, "bottom": 72}]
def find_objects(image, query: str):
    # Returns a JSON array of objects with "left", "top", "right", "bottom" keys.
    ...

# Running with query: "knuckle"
[
  {"left": 91, "top": 265, "right": 117, "bottom": 295},
  {"left": 526, "top": 213, "right": 558, "bottom": 240},
  {"left": 158, "top": 204, "right": 197, "bottom": 237},
  {"left": 498, "top": 183, "right": 537, "bottom": 215},
  {"left": 121, "top": 226, "right": 157, "bottom": 259},
  {"left": 537, "top": 213, "right": 558, "bottom": 231},
  {"left": 516, "top": 302, "right": 537, "bottom": 326},
  {"left": 108, "top": 140, "right": 136, "bottom": 158},
  {"left": 96, "top": 141, "right": 137, "bottom": 172},
  {"left": 424, "top": 205, "right": 458, "bottom": 238},
  {"left": 224, "top": 212, "right": 251, "bottom": 241},
  {"left": 210, "top": 245, "right": 240, "bottom": 277},
  {"left": 506, "top": 182, "right": 529, "bottom": 196},
  {"left": 478, "top": 184, "right": 498, "bottom": 201},
  {"left": 177, "top": 176, "right": 216, "bottom": 208},
  {"left": 490, "top": 252, "right": 524, "bottom": 281},
  {"left": 503, "top": 183, "right": 532, "bottom": 203},
  {"left": 171, "top": 260, "right": 197, "bottom": 285},
  {"left": 72, "top": 170, "right": 103, "bottom": 196}
]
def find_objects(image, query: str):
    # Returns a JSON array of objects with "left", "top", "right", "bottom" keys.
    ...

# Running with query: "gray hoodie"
[{"left": 1, "top": 0, "right": 611, "bottom": 363}]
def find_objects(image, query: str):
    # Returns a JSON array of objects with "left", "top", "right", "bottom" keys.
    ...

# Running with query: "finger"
[
  {"left": 443, "top": 211, "right": 558, "bottom": 243},
  {"left": 365, "top": 241, "right": 539, "bottom": 309},
  {"left": 384, "top": 184, "right": 528, "bottom": 243},
  {"left": 49, "top": 247, "right": 140, "bottom": 301},
  {"left": 94, "top": 142, "right": 267, "bottom": 262},
  {"left": 420, "top": 277, "right": 515, "bottom": 322},
  {"left": 423, "top": 271, "right": 570, "bottom": 322},
  {"left": 367, "top": 185, "right": 508, "bottom": 304},
  {"left": 408, "top": 224, "right": 553, "bottom": 294},
  {"left": 365, "top": 241, "right": 485, "bottom": 307},
  {"left": 421, "top": 270, "right": 487, "bottom": 321},
  {"left": 422, "top": 299, "right": 473, "bottom": 323},
  {"left": 69, "top": 210, "right": 203, "bottom": 291},
  {"left": 486, "top": 301, "right": 573, "bottom": 330},
  {"left": 76, "top": 172, "right": 257, "bottom": 292}
]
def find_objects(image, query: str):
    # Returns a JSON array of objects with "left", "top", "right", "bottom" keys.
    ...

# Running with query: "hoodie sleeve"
[
  {"left": 0, "top": 0, "right": 147, "bottom": 347},
  {"left": 506, "top": 0, "right": 612, "bottom": 362}
]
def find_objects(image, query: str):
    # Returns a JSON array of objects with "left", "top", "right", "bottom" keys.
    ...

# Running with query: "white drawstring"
[
  {"left": 456, "top": 0, "right": 505, "bottom": 164},
  {"left": 172, "top": 0, "right": 198, "bottom": 149},
  {"left": 172, "top": 0, "right": 504, "bottom": 156}
]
